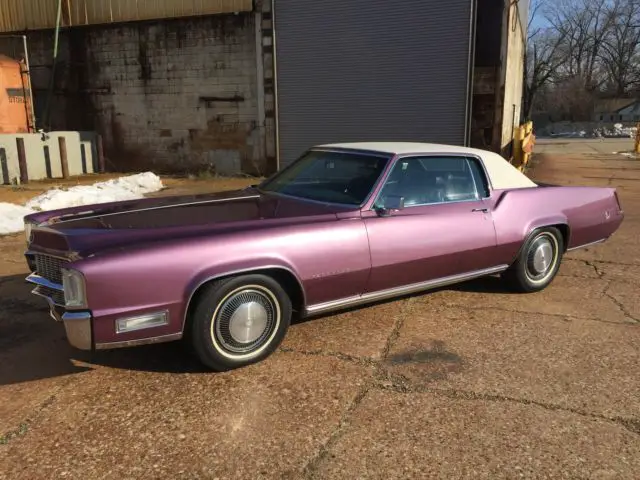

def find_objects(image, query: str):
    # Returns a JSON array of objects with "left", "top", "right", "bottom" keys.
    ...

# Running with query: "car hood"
[{"left": 26, "top": 188, "right": 360, "bottom": 257}]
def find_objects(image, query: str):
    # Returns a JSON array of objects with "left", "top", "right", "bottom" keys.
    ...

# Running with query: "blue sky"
[
  {"left": 528, "top": 0, "right": 551, "bottom": 32},
  {"left": 531, "top": 16, "right": 550, "bottom": 30}
]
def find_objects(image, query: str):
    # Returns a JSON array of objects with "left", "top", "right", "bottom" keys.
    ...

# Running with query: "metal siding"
[
  {"left": 0, "top": 0, "right": 253, "bottom": 32},
  {"left": 82, "top": 0, "right": 253, "bottom": 23},
  {"left": 0, "top": 0, "right": 58, "bottom": 32},
  {"left": 273, "top": 0, "right": 475, "bottom": 168}
]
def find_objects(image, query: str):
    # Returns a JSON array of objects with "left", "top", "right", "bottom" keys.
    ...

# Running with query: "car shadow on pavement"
[
  {"left": 0, "top": 273, "right": 511, "bottom": 385},
  {"left": 0, "top": 274, "right": 95, "bottom": 385},
  {"left": 0, "top": 273, "right": 211, "bottom": 386},
  {"left": 84, "top": 343, "right": 212, "bottom": 375},
  {"left": 449, "top": 275, "right": 513, "bottom": 294}
]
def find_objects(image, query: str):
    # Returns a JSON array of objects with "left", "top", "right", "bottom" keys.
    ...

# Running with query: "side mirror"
[
  {"left": 375, "top": 195, "right": 404, "bottom": 216},
  {"left": 384, "top": 195, "right": 405, "bottom": 210}
]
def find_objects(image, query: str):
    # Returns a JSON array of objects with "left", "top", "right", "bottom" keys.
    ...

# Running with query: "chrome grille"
[
  {"left": 33, "top": 285, "right": 66, "bottom": 306},
  {"left": 34, "top": 254, "right": 68, "bottom": 285}
]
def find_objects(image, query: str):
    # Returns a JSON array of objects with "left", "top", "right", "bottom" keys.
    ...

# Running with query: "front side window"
[
  {"left": 375, "top": 156, "right": 488, "bottom": 208},
  {"left": 259, "top": 150, "right": 389, "bottom": 205}
]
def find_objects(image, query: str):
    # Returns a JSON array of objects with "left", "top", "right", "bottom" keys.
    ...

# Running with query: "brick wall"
[{"left": 22, "top": 13, "right": 264, "bottom": 175}]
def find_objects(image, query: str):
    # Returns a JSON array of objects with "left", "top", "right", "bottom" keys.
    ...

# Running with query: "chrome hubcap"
[
  {"left": 228, "top": 301, "right": 268, "bottom": 344},
  {"left": 214, "top": 289, "right": 277, "bottom": 354},
  {"left": 531, "top": 239, "right": 553, "bottom": 274},
  {"left": 526, "top": 235, "right": 556, "bottom": 279}
]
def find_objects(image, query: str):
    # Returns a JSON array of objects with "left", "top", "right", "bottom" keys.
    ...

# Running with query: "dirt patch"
[{"left": 2, "top": 151, "right": 640, "bottom": 478}]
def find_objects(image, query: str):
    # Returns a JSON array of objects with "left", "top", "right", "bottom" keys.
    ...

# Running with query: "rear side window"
[
  {"left": 465, "top": 157, "right": 490, "bottom": 198},
  {"left": 376, "top": 155, "right": 490, "bottom": 207}
]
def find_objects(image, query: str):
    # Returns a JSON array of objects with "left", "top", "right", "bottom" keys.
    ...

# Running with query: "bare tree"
[
  {"left": 524, "top": 0, "right": 569, "bottom": 118},
  {"left": 599, "top": 0, "right": 640, "bottom": 95},
  {"left": 544, "top": 0, "right": 615, "bottom": 90}
]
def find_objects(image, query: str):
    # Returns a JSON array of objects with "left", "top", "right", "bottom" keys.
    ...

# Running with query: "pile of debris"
[
  {"left": 541, "top": 121, "right": 638, "bottom": 139},
  {"left": 592, "top": 123, "right": 638, "bottom": 138}
]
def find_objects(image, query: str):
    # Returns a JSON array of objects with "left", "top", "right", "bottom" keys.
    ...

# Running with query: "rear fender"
[
  {"left": 510, "top": 221, "right": 569, "bottom": 265},
  {"left": 523, "top": 215, "right": 569, "bottom": 245}
]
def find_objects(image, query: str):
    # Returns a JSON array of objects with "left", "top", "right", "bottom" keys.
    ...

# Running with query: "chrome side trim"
[
  {"left": 566, "top": 238, "right": 607, "bottom": 252},
  {"left": 305, "top": 265, "right": 510, "bottom": 316},
  {"left": 26, "top": 273, "right": 63, "bottom": 291},
  {"left": 95, "top": 333, "right": 182, "bottom": 350}
]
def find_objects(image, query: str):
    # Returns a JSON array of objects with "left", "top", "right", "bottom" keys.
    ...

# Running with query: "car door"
[{"left": 362, "top": 154, "right": 499, "bottom": 294}]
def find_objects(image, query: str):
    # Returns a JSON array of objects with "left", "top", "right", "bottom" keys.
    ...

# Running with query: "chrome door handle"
[{"left": 472, "top": 208, "right": 488, "bottom": 213}]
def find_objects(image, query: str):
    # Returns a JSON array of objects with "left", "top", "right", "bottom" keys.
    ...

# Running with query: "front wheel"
[
  {"left": 502, "top": 227, "right": 564, "bottom": 293},
  {"left": 190, "top": 274, "right": 292, "bottom": 371}
]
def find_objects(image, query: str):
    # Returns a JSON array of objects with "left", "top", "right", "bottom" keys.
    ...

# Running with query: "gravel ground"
[{"left": 0, "top": 144, "right": 639, "bottom": 479}]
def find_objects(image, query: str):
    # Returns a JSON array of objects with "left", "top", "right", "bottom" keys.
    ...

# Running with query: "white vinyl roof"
[
  {"left": 318, "top": 141, "right": 486, "bottom": 155},
  {"left": 315, "top": 142, "right": 537, "bottom": 190}
]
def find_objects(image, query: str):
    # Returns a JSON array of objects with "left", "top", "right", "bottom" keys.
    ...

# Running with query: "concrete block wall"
[
  {"left": 22, "top": 13, "right": 264, "bottom": 175},
  {"left": 0, "top": 131, "right": 97, "bottom": 184}
]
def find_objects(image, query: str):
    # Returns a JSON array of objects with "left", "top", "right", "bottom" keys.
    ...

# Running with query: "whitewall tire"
[
  {"left": 190, "top": 274, "right": 292, "bottom": 371},
  {"left": 502, "top": 227, "right": 564, "bottom": 293}
]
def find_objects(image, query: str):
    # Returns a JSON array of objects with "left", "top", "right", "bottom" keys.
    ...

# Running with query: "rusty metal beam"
[
  {"left": 58, "top": 135, "right": 69, "bottom": 178},
  {"left": 16, "top": 137, "right": 28, "bottom": 183}
]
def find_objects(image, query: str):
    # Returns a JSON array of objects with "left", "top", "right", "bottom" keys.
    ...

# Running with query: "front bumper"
[
  {"left": 26, "top": 273, "right": 93, "bottom": 350},
  {"left": 50, "top": 306, "right": 93, "bottom": 351},
  {"left": 26, "top": 271, "right": 181, "bottom": 351}
]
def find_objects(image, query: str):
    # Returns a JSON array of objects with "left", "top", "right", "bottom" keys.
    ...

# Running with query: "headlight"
[
  {"left": 62, "top": 268, "right": 87, "bottom": 309},
  {"left": 24, "top": 221, "right": 34, "bottom": 245}
]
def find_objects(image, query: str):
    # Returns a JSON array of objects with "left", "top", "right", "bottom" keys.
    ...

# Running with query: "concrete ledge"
[{"left": 0, "top": 131, "right": 98, "bottom": 184}]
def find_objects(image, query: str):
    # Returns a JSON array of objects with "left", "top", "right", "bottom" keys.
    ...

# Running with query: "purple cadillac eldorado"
[{"left": 23, "top": 142, "right": 624, "bottom": 371}]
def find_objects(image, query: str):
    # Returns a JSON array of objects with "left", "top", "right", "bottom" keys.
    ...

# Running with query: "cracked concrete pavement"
[{"left": 1, "top": 139, "right": 639, "bottom": 479}]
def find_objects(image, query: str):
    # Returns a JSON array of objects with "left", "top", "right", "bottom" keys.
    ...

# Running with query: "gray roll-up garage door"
[{"left": 273, "top": 0, "right": 476, "bottom": 167}]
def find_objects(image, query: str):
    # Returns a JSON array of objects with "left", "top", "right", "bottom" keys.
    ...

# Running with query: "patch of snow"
[
  {"left": 0, "top": 172, "right": 163, "bottom": 235},
  {"left": 25, "top": 172, "right": 163, "bottom": 211},
  {"left": 0, "top": 203, "right": 37, "bottom": 236},
  {"left": 550, "top": 131, "right": 586, "bottom": 138}
]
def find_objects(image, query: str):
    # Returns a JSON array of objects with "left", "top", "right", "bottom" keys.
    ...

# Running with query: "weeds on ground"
[{"left": 0, "top": 423, "right": 28, "bottom": 445}]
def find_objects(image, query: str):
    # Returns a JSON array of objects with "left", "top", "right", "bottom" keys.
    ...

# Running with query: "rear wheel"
[
  {"left": 190, "top": 274, "right": 292, "bottom": 371},
  {"left": 502, "top": 227, "right": 564, "bottom": 293}
]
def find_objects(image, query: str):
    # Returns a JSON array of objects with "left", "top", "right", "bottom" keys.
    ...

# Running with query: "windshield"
[{"left": 259, "top": 150, "right": 390, "bottom": 206}]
